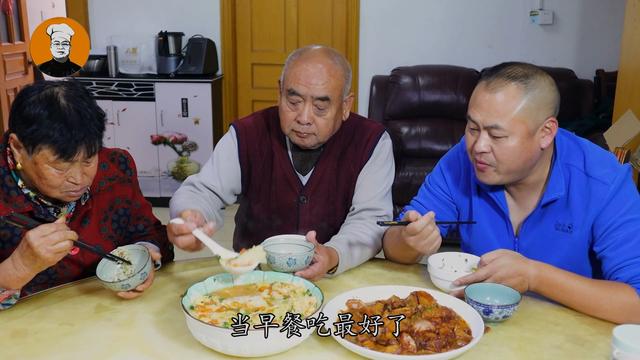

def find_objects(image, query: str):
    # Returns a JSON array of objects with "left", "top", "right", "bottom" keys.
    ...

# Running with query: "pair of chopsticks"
[
  {"left": 377, "top": 220, "right": 476, "bottom": 226},
  {"left": 0, "top": 213, "right": 131, "bottom": 265}
]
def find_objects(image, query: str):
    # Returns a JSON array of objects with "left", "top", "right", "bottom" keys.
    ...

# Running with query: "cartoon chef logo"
[{"left": 30, "top": 17, "right": 90, "bottom": 78}]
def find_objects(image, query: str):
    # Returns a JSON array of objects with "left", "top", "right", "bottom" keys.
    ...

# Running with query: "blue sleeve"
[
  {"left": 592, "top": 165, "right": 640, "bottom": 296},
  {"left": 398, "top": 142, "right": 465, "bottom": 237}
]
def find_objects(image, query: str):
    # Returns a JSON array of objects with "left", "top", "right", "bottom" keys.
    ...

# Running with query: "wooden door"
[
  {"left": 65, "top": 0, "right": 89, "bottom": 36},
  {"left": 0, "top": 0, "right": 34, "bottom": 132},
  {"left": 613, "top": 0, "right": 640, "bottom": 131},
  {"left": 221, "top": 0, "right": 359, "bottom": 130}
]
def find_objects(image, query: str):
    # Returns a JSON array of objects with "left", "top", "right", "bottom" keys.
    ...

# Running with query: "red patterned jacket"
[{"left": 0, "top": 139, "right": 174, "bottom": 297}]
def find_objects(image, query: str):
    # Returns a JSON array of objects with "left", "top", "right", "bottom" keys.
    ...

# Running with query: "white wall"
[
  {"left": 358, "top": 0, "right": 626, "bottom": 114},
  {"left": 26, "top": 0, "right": 67, "bottom": 36},
  {"left": 86, "top": 0, "right": 626, "bottom": 115},
  {"left": 88, "top": 0, "right": 220, "bottom": 70}
]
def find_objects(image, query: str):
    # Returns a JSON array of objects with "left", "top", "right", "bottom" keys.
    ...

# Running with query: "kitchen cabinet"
[
  {"left": 96, "top": 99, "right": 161, "bottom": 197},
  {"left": 155, "top": 82, "right": 214, "bottom": 197},
  {"left": 96, "top": 99, "right": 115, "bottom": 147},
  {"left": 79, "top": 75, "right": 222, "bottom": 201}
]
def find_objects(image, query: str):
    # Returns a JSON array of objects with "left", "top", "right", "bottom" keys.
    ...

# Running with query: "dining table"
[{"left": 1, "top": 257, "right": 616, "bottom": 359}]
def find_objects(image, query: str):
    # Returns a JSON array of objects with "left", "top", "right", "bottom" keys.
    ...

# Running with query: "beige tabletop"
[{"left": 1, "top": 258, "right": 615, "bottom": 359}]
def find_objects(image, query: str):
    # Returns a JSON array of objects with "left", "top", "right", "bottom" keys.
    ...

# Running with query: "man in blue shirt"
[{"left": 383, "top": 62, "right": 640, "bottom": 324}]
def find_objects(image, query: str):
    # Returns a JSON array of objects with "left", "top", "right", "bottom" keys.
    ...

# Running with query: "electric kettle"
[{"left": 156, "top": 31, "right": 184, "bottom": 74}]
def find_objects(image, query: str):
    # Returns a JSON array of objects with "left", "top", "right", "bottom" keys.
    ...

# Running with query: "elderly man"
[
  {"left": 168, "top": 45, "right": 394, "bottom": 280},
  {"left": 38, "top": 23, "right": 82, "bottom": 77},
  {"left": 383, "top": 62, "right": 640, "bottom": 324}
]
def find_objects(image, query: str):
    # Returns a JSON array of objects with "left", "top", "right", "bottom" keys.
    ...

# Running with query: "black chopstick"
[
  {"left": 1, "top": 213, "right": 132, "bottom": 265},
  {"left": 377, "top": 220, "right": 476, "bottom": 226}
]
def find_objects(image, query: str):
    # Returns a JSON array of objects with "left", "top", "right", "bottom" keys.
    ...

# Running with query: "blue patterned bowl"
[
  {"left": 262, "top": 234, "right": 315, "bottom": 272},
  {"left": 464, "top": 283, "right": 521, "bottom": 322},
  {"left": 96, "top": 244, "right": 152, "bottom": 292}
]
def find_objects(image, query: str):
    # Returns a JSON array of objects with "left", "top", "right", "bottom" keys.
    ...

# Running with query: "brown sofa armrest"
[{"left": 368, "top": 74, "right": 390, "bottom": 123}]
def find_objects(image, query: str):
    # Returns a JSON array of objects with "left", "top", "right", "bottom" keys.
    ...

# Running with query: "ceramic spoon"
[
  {"left": 169, "top": 218, "right": 259, "bottom": 275},
  {"left": 169, "top": 218, "right": 238, "bottom": 259}
]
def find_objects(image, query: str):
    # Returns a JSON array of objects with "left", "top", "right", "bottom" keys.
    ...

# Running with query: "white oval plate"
[{"left": 323, "top": 285, "right": 484, "bottom": 360}]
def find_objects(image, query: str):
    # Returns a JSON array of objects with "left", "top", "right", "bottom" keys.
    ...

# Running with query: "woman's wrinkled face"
[{"left": 10, "top": 136, "right": 98, "bottom": 203}]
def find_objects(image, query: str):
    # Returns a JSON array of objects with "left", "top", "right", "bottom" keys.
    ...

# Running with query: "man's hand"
[
  {"left": 167, "top": 209, "right": 215, "bottom": 252},
  {"left": 117, "top": 245, "right": 162, "bottom": 300},
  {"left": 398, "top": 210, "right": 442, "bottom": 256},
  {"left": 12, "top": 217, "right": 77, "bottom": 277},
  {"left": 294, "top": 231, "right": 339, "bottom": 281},
  {"left": 450, "top": 249, "right": 537, "bottom": 297}
]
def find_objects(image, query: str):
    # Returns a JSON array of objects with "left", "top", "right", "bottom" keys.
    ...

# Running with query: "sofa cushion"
[
  {"left": 392, "top": 157, "right": 439, "bottom": 207},
  {"left": 386, "top": 119, "right": 466, "bottom": 158},
  {"left": 384, "top": 65, "right": 479, "bottom": 120}
]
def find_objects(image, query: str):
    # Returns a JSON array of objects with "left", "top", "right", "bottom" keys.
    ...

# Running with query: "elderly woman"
[{"left": 0, "top": 80, "right": 174, "bottom": 309}]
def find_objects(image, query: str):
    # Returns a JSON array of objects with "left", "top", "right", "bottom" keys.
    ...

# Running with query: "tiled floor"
[{"left": 152, "top": 204, "right": 238, "bottom": 261}]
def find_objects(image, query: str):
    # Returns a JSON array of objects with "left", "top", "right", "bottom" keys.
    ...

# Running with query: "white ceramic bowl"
[
  {"left": 262, "top": 234, "right": 315, "bottom": 272},
  {"left": 612, "top": 324, "right": 640, "bottom": 359},
  {"left": 96, "top": 244, "right": 152, "bottom": 292},
  {"left": 181, "top": 271, "right": 324, "bottom": 357},
  {"left": 322, "top": 285, "right": 485, "bottom": 360},
  {"left": 427, "top": 252, "right": 480, "bottom": 292}
]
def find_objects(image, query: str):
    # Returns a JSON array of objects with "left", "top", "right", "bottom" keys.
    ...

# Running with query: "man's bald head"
[
  {"left": 280, "top": 45, "right": 352, "bottom": 99},
  {"left": 478, "top": 62, "right": 560, "bottom": 130}
]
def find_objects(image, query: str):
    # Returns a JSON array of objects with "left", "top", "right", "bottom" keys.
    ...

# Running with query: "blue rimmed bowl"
[
  {"left": 96, "top": 244, "right": 152, "bottom": 292},
  {"left": 464, "top": 283, "right": 521, "bottom": 322},
  {"left": 262, "top": 234, "right": 315, "bottom": 272},
  {"left": 181, "top": 271, "right": 324, "bottom": 357}
]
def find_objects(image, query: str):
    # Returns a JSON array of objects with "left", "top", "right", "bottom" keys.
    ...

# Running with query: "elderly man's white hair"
[{"left": 279, "top": 45, "right": 352, "bottom": 100}]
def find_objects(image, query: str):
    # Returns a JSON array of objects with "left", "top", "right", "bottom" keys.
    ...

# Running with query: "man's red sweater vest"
[{"left": 232, "top": 106, "right": 385, "bottom": 250}]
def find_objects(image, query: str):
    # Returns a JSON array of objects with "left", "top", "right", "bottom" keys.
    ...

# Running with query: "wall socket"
[{"left": 530, "top": 9, "right": 554, "bottom": 25}]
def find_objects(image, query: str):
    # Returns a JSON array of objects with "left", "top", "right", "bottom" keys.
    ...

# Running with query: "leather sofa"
[{"left": 368, "top": 64, "right": 604, "bottom": 219}]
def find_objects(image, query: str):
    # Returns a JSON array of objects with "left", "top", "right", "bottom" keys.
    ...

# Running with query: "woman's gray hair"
[{"left": 280, "top": 45, "right": 352, "bottom": 99}]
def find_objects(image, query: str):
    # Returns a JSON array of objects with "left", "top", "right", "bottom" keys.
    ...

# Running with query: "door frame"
[
  {"left": 0, "top": 0, "right": 34, "bottom": 132},
  {"left": 220, "top": 0, "right": 360, "bottom": 132},
  {"left": 65, "top": 0, "right": 91, "bottom": 36}
]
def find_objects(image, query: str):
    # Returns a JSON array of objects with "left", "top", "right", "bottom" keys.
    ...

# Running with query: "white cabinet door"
[
  {"left": 96, "top": 100, "right": 116, "bottom": 148},
  {"left": 155, "top": 82, "right": 214, "bottom": 196},
  {"left": 112, "top": 101, "right": 160, "bottom": 197}
]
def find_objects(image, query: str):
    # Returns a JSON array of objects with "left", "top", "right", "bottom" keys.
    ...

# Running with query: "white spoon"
[
  {"left": 169, "top": 218, "right": 262, "bottom": 275},
  {"left": 169, "top": 218, "right": 238, "bottom": 259}
]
